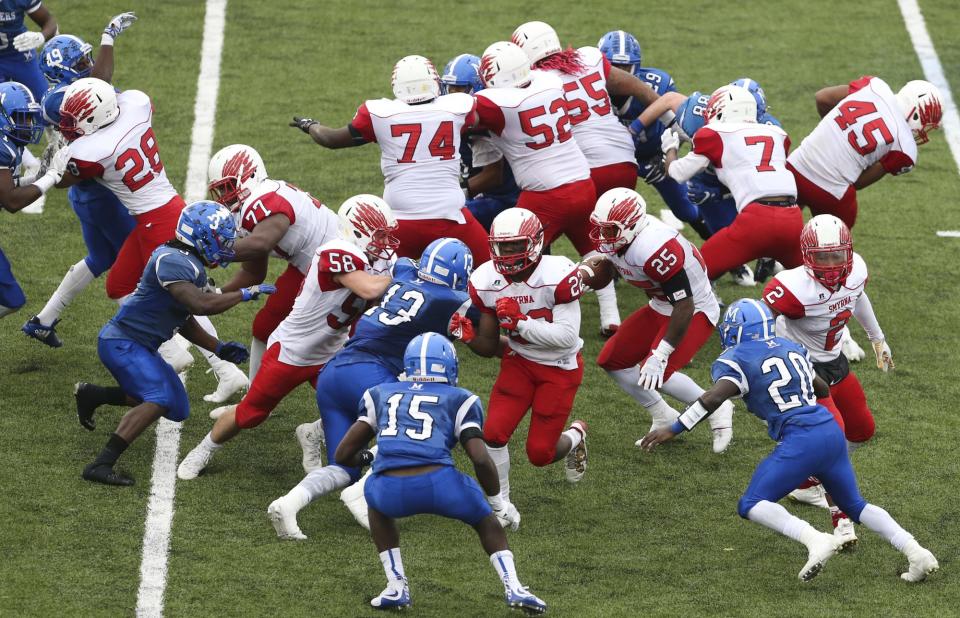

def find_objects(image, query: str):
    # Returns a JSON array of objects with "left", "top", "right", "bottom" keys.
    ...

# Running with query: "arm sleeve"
[
  {"left": 554, "top": 266, "right": 585, "bottom": 304},
  {"left": 315, "top": 247, "right": 364, "bottom": 291},
  {"left": 762, "top": 278, "right": 806, "bottom": 319},
  {"left": 667, "top": 152, "right": 711, "bottom": 183},
  {"left": 454, "top": 394, "right": 483, "bottom": 437},
  {"left": 848, "top": 76, "right": 874, "bottom": 94},
  {"left": 468, "top": 281, "right": 495, "bottom": 315},
  {"left": 515, "top": 301, "right": 580, "bottom": 348},
  {"left": 358, "top": 389, "right": 379, "bottom": 429},
  {"left": 711, "top": 356, "right": 749, "bottom": 395},
  {"left": 155, "top": 253, "right": 202, "bottom": 288},
  {"left": 852, "top": 291, "right": 884, "bottom": 342},
  {"left": 691, "top": 127, "right": 724, "bottom": 166},
  {"left": 641, "top": 238, "right": 686, "bottom": 283},
  {"left": 68, "top": 158, "right": 105, "bottom": 180},
  {"left": 239, "top": 192, "right": 296, "bottom": 232},
  {"left": 474, "top": 95, "right": 506, "bottom": 136},
  {"left": 879, "top": 149, "right": 915, "bottom": 175},
  {"left": 349, "top": 103, "right": 377, "bottom": 143}
]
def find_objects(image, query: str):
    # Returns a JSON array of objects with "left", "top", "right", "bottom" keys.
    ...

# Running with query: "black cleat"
[
  {"left": 74, "top": 382, "right": 98, "bottom": 431},
  {"left": 21, "top": 316, "right": 63, "bottom": 348},
  {"left": 82, "top": 463, "right": 134, "bottom": 486},
  {"left": 754, "top": 258, "right": 777, "bottom": 283}
]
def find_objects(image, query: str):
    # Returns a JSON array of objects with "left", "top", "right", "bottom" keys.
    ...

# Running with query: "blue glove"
[
  {"left": 240, "top": 284, "right": 277, "bottom": 301},
  {"left": 639, "top": 158, "right": 667, "bottom": 185},
  {"left": 215, "top": 341, "right": 249, "bottom": 363},
  {"left": 687, "top": 184, "right": 719, "bottom": 207}
]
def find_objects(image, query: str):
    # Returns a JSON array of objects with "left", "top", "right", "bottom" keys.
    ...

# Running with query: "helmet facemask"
[
  {"left": 489, "top": 234, "right": 542, "bottom": 276},
  {"left": 803, "top": 247, "right": 852, "bottom": 292}
]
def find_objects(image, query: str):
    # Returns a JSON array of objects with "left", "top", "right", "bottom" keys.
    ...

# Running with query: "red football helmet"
[
  {"left": 800, "top": 215, "right": 853, "bottom": 291},
  {"left": 488, "top": 208, "right": 543, "bottom": 276},
  {"left": 589, "top": 187, "right": 649, "bottom": 253}
]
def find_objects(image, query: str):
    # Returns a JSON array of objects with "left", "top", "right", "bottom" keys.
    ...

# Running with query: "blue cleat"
[
  {"left": 22, "top": 316, "right": 63, "bottom": 348},
  {"left": 506, "top": 587, "right": 546, "bottom": 614},
  {"left": 370, "top": 584, "right": 411, "bottom": 610}
]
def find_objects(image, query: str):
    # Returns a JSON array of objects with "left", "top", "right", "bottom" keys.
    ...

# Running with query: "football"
[{"left": 578, "top": 255, "right": 615, "bottom": 290}]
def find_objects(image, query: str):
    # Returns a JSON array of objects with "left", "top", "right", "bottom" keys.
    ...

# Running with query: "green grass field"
[{"left": 2, "top": 1, "right": 960, "bottom": 616}]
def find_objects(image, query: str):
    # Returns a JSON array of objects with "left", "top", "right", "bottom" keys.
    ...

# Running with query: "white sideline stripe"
[
  {"left": 935, "top": 230, "right": 960, "bottom": 237},
  {"left": 898, "top": 0, "right": 960, "bottom": 175},
  {"left": 135, "top": 1, "right": 227, "bottom": 617}
]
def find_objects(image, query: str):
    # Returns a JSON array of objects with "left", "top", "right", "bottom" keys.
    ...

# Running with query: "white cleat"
[
  {"left": 659, "top": 208, "right": 685, "bottom": 231},
  {"left": 267, "top": 496, "right": 307, "bottom": 540},
  {"left": 730, "top": 264, "right": 756, "bottom": 287},
  {"left": 901, "top": 543, "right": 939, "bottom": 582},
  {"left": 177, "top": 443, "right": 215, "bottom": 480},
  {"left": 564, "top": 420, "right": 588, "bottom": 483},
  {"left": 340, "top": 472, "right": 371, "bottom": 530},
  {"left": 833, "top": 517, "right": 858, "bottom": 551},
  {"left": 641, "top": 399, "right": 681, "bottom": 441},
  {"left": 21, "top": 194, "right": 45, "bottom": 214},
  {"left": 788, "top": 484, "right": 830, "bottom": 510},
  {"left": 203, "top": 363, "right": 249, "bottom": 403},
  {"left": 840, "top": 327, "right": 866, "bottom": 363},
  {"left": 296, "top": 420, "right": 326, "bottom": 473},
  {"left": 709, "top": 401, "right": 734, "bottom": 453},
  {"left": 209, "top": 404, "right": 236, "bottom": 420},
  {"left": 799, "top": 532, "right": 842, "bottom": 581}
]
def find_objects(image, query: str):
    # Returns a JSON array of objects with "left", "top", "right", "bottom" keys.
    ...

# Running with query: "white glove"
[
  {"left": 103, "top": 12, "right": 137, "bottom": 43},
  {"left": 638, "top": 346, "right": 671, "bottom": 390},
  {"left": 13, "top": 31, "right": 45, "bottom": 53},
  {"left": 32, "top": 147, "right": 70, "bottom": 194},
  {"left": 871, "top": 338, "right": 894, "bottom": 372},
  {"left": 660, "top": 128, "right": 680, "bottom": 154},
  {"left": 488, "top": 494, "right": 519, "bottom": 531}
]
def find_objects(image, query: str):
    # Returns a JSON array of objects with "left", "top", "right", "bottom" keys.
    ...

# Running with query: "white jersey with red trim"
[
  {"left": 542, "top": 46, "right": 635, "bottom": 169},
  {"left": 469, "top": 255, "right": 583, "bottom": 369},
  {"left": 350, "top": 93, "right": 475, "bottom": 222},
  {"left": 762, "top": 253, "right": 869, "bottom": 362},
  {"left": 237, "top": 179, "right": 339, "bottom": 275},
  {"left": 66, "top": 90, "right": 179, "bottom": 216},
  {"left": 691, "top": 122, "right": 796, "bottom": 209},
  {"left": 475, "top": 70, "right": 590, "bottom": 191},
  {"left": 269, "top": 238, "right": 392, "bottom": 366},
  {"left": 788, "top": 76, "right": 917, "bottom": 199},
  {"left": 608, "top": 217, "right": 720, "bottom": 323}
]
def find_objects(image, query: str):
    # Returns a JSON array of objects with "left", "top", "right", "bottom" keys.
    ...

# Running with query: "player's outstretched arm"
[
  {"left": 635, "top": 91, "right": 686, "bottom": 137},
  {"left": 337, "top": 270, "right": 393, "bottom": 301},
  {"left": 606, "top": 66, "right": 659, "bottom": 106},
  {"left": 639, "top": 379, "right": 741, "bottom": 451},
  {"left": 466, "top": 159, "right": 504, "bottom": 198},
  {"left": 815, "top": 85, "right": 848, "bottom": 118},
  {"left": 219, "top": 256, "right": 268, "bottom": 293},
  {"left": 334, "top": 421, "right": 376, "bottom": 468},
  {"left": 26, "top": 4, "right": 57, "bottom": 44},
  {"left": 0, "top": 148, "right": 66, "bottom": 211},
  {"left": 91, "top": 12, "right": 138, "bottom": 83},
  {"left": 290, "top": 117, "right": 364, "bottom": 149},
  {"left": 853, "top": 291, "right": 894, "bottom": 371},
  {"left": 167, "top": 280, "right": 273, "bottom": 316}
]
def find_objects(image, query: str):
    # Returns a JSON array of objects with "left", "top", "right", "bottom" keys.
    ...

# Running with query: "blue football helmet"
[
  {"left": 440, "top": 54, "right": 483, "bottom": 95},
  {"left": 718, "top": 298, "right": 776, "bottom": 350},
  {"left": 174, "top": 200, "right": 238, "bottom": 267},
  {"left": 676, "top": 91, "right": 710, "bottom": 140},
  {"left": 417, "top": 237, "right": 474, "bottom": 291},
  {"left": 41, "top": 35, "right": 94, "bottom": 85},
  {"left": 0, "top": 82, "right": 44, "bottom": 145},
  {"left": 404, "top": 332, "right": 459, "bottom": 385},
  {"left": 597, "top": 30, "right": 642, "bottom": 75},
  {"left": 730, "top": 77, "right": 768, "bottom": 117}
]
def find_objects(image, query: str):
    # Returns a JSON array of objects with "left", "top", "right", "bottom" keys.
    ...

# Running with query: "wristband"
[
  {"left": 101, "top": 33, "right": 115, "bottom": 46},
  {"left": 629, "top": 118, "right": 646, "bottom": 135},
  {"left": 32, "top": 173, "right": 56, "bottom": 195},
  {"left": 677, "top": 400, "right": 711, "bottom": 431},
  {"left": 670, "top": 420, "right": 686, "bottom": 434}
]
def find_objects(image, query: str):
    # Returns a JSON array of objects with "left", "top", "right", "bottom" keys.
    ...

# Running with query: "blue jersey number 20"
[{"left": 761, "top": 351, "right": 817, "bottom": 412}]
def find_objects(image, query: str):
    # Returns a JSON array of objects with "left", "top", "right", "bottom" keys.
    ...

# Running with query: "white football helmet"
[
  {"left": 207, "top": 144, "right": 267, "bottom": 211},
  {"left": 479, "top": 42, "right": 531, "bottom": 89},
  {"left": 488, "top": 207, "right": 543, "bottom": 276},
  {"left": 896, "top": 80, "right": 943, "bottom": 145},
  {"left": 704, "top": 85, "right": 757, "bottom": 125},
  {"left": 800, "top": 214, "right": 853, "bottom": 291},
  {"left": 338, "top": 194, "right": 400, "bottom": 260},
  {"left": 391, "top": 55, "right": 440, "bottom": 104},
  {"left": 58, "top": 77, "right": 118, "bottom": 141},
  {"left": 511, "top": 21, "right": 562, "bottom": 64},
  {"left": 590, "top": 188, "right": 650, "bottom": 254}
]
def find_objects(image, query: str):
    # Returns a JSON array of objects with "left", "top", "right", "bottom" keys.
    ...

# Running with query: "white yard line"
[
  {"left": 935, "top": 230, "right": 960, "bottom": 237},
  {"left": 134, "top": 1, "right": 227, "bottom": 616}
]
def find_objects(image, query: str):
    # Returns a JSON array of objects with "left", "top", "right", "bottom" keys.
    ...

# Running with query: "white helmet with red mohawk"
[
  {"left": 511, "top": 21, "right": 562, "bottom": 64},
  {"left": 704, "top": 85, "right": 757, "bottom": 125},
  {"left": 392, "top": 55, "right": 441, "bottom": 104},
  {"left": 338, "top": 194, "right": 400, "bottom": 261},
  {"left": 590, "top": 188, "right": 650, "bottom": 254},
  {"left": 207, "top": 144, "right": 267, "bottom": 211},
  {"left": 896, "top": 80, "right": 943, "bottom": 145},
  {"left": 488, "top": 207, "right": 544, "bottom": 276},
  {"left": 58, "top": 77, "right": 118, "bottom": 141},
  {"left": 800, "top": 214, "right": 853, "bottom": 291},
  {"left": 479, "top": 42, "right": 531, "bottom": 89}
]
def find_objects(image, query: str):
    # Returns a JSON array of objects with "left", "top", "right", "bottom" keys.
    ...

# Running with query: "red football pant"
[
  {"left": 394, "top": 208, "right": 490, "bottom": 264},
  {"left": 788, "top": 162, "right": 858, "bottom": 229},
  {"left": 829, "top": 372, "right": 874, "bottom": 443},
  {"left": 817, "top": 396, "right": 846, "bottom": 433},
  {"left": 516, "top": 177, "right": 597, "bottom": 256},
  {"left": 597, "top": 306, "right": 715, "bottom": 381},
  {"left": 698, "top": 203, "right": 804, "bottom": 279},
  {"left": 590, "top": 161, "right": 637, "bottom": 197},
  {"left": 251, "top": 264, "right": 304, "bottom": 342},
  {"left": 105, "top": 195, "right": 186, "bottom": 299},
  {"left": 484, "top": 351, "right": 583, "bottom": 466},
  {"left": 235, "top": 343, "right": 322, "bottom": 429}
]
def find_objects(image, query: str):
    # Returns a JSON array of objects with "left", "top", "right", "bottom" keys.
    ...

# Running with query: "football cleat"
[
  {"left": 20, "top": 194, "right": 44, "bottom": 214},
  {"left": 709, "top": 401, "right": 734, "bottom": 453},
  {"left": 799, "top": 532, "right": 842, "bottom": 582},
  {"left": 789, "top": 484, "right": 830, "bottom": 510},
  {"left": 370, "top": 583, "right": 411, "bottom": 610},
  {"left": 640, "top": 399, "right": 681, "bottom": 440},
  {"left": 82, "top": 462, "right": 134, "bottom": 486},
  {"left": 564, "top": 420, "right": 588, "bottom": 483},
  {"left": 659, "top": 209, "right": 685, "bottom": 231},
  {"left": 901, "top": 542, "right": 939, "bottom": 582},
  {"left": 296, "top": 420, "right": 326, "bottom": 473},
  {"left": 177, "top": 442, "right": 216, "bottom": 480},
  {"left": 753, "top": 257, "right": 783, "bottom": 283},
  {"left": 506, "top": 586, "right": 547, "bottom": 614},
  {"left": 833, "top": 516, "right": 858, "bottom": 551},
  {"left": 74, "top": 382, "right": 98, "bottom": 431},
  {"left": 730, "top": 265, "right": 756, "bottom": 288},
  {"left": 267, "top": 496, "right": 307, "bottom": 540},
  {"left": 203, "top": 363, "right": 249, "bottom": 403},
  {"left": 208, "top": 404, "right": 235, "bottom": 420},
  {"left": 22, "top": 316, "right": 63, "bottom": 347},
  {"left": 340, "top": 471, "right": 371, "bottom": 530},
  {"left": 840, "top": 327, "right": 866, "bottom": 363}
]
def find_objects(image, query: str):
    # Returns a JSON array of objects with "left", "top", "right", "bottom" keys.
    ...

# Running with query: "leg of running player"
[
  {"left": 246, "top": 263, "right": 303, "bottom": 381},
  {"left": 829, "top": 372, "right": 875, "bottom": 448},
  {"left": 527, "top": 357, "right": 587, "bottom": 483},
  {"left": 484, "top": 355, "right": 537, "bottom": 509}
]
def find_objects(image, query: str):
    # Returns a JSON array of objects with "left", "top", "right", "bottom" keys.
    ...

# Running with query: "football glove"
[
  {"left": 13, "top": 31, "right": 44, "bottom": 52},
  {"left": 240, "top": 284, "right": 277, "bottom": 301},
  {"left": 660, "top": 128, "right": 680, "bottom": 154},
  {"left": 448, "top": 312, "right": 475, "bottom": 343},
  {"left": 495, "top": 297, "right": 527, "bottom": 331},
  {"left": 638, "top": 347, "right": 670, "bottom": 390},
  {"left": 290, "top": 116, "right": 319, "bottom": 133},
  {"left": 215, "top": 341, "right": 249, "bottom": 363},
  {"left": 639, "top": 157, "right": 667, "bottom": 185},
  {"left": 871, "top": 338, "right": 894, "bottom": 372},
  {"left": 103, "top": 12, "right": 137, "bottom": 43}
]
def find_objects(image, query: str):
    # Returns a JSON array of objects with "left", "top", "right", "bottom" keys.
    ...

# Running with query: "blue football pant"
[
  {"left": 365, "top": 466, "right": 493, "bottom": 526},
  {"left": 652, "top": 175, "right": 701, "bottom": 223},
  {"left": 70, "top": 184, "right": 136, "bottom": 277},
  {"left": 699, "top": 196, "right": 739, "bottom": 235},
  {"left": 0, "top": 246, "right": 26, "bottom": 312},
  {"left": 97, "top": 334, "right": 190, "bottom": 421}
]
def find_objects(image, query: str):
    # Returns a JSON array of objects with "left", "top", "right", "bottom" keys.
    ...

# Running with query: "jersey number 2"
[{"left": 115, "top": 128, "right": 164, "bottom": 192}]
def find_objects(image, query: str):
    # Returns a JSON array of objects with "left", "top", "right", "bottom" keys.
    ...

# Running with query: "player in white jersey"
[
  {"left": 290, "top": 55, "right": 489, "bottom": 263},
  {"left": 460, "top": 208, "right": 588, "bottom": 524},
  {"left": 663, "top": 85, "right": 804, "bottom": 279},
  {"left": 177, "top": 195, "right": 397, "bottom": 480},
  {"left": 207, "top": 144, "right": 339, "bottom": 386},
  {"left": 589, "top": 188, "right": 733, "bottom": 452},
  {"left": 788, "top": 76, "right": 942, "bottom": 229}
]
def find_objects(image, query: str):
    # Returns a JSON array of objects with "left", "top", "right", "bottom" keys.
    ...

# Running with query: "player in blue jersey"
[
  {"left": 267, "top": 237, "right": 478, "bottom": 539},
  {"left": 21, "top": 13, "right": 138, "bottom": 346},
  {"left": 640, "top": 299, "right": 939, "bottom": 583},
  {"left": 74, "top": 201, "right": 276, "bottom": 486},
  {"left": 334, "top": 333, "right": 545, "bottom": 613},
  {"left": 597, "top": 30, "right": 711, "bottom": 240},
  {"left": 0, "top": 0, "right": 56, "bottom": 101},
  {"left": 440, "top": 53, "right": 520, "bottom": 230}
]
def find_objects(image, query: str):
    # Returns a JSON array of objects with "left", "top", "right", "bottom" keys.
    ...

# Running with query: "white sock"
[
  {"left": 202, "top": 432, "right": 224, "bottom": 449},
  {"left": 486, "top": 445, "right": 511, "bottom": 502},
  {"left": 249, "top": 337, "right": 267, "bottom": 380},
  {"left": 594, "top": 280, "right": 620, "bottom": 327},
  {"left": 858, "top": 503, "right": 914, "bottom": 551},
  {"left": 290, "top": 465, "right": 352, "bottom": 507},
  {"left": 562, "top": 426, "right": 583, "bottom": 451},
  {"left": 36, "top": 260, "right": 95, "bottom": 326},
  {"left": 748, "top": 500, "right": 817, "bottom": 545},
  {"left": 607, "top": 367, "right": 662, "bottom": 407},
  {"left": 380, "top": 548, "right": 406, "bottom": 586},
  {"left": 661, "top": 372, "right": 705, "bottom": 405},
  {"left": 490, "top": 550, "right": 521, "bottom": 591}
]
